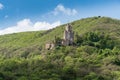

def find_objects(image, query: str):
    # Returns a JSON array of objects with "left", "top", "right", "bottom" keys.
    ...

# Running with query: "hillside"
[
  {"left": 1, "top": 17, "right": 120, "bottom": 57},
  {"left": 0, "top": 16, "right": 120, "bottom": 80}
]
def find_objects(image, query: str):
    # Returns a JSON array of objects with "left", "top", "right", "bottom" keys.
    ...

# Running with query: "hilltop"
[
  {"left": 1, "top": 17, "right": 120, "bottom": 56},
  {"left": 0, "top": 16, "right": 120, "bottom": 80}
]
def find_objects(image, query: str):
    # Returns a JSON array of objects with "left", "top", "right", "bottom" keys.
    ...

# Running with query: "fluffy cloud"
[
  {"left": 53, "top": 4, "right": 77, "bottom": 16},
  {"left": 0, "top": 3, "right": 3, "bottom": 10},
  {"left": 4, "top": 15, "right": 8, "bottom": 18},
  {"left": 0, "top": 19, "right": 61, "bottom": 35}
]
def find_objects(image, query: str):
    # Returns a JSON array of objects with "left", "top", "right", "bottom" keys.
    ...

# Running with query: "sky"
[{"left": 0, "top": 0, "right": 120, "bottom": 35}]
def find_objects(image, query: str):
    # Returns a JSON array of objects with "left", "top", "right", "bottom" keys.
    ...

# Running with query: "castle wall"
[
  {"left": 45, "top": 24, "right": 74, "bottom": 50},
  {"left": 62, "top": 24, "right": 74, "bottom": 46},
  {"left": 45, "top": 43, "right": 55, "bottom": 50}
]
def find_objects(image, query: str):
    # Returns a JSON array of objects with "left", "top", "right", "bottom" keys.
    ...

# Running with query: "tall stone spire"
[{"left": 62, "top": 24, "right": 74, "bottom": 46}]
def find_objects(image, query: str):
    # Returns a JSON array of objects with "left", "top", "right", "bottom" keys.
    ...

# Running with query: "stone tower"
[{"left": 62, "top": 24, "right": 74, "bottom": 46}]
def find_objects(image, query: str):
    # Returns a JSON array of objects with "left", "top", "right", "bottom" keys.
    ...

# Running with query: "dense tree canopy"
[{"left": 0, "top": 17, "right": 120, "bottom": 80}]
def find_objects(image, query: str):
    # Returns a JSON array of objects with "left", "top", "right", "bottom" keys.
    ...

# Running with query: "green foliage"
[
  {"left": 0, "top": 17, "right": 120, "bottom": 79},
  {"left": 75, "top": 31, "right": 115, "bottom": 50},
  {"left": 84, "top": 72, "right": 103, "bottom": 80}
]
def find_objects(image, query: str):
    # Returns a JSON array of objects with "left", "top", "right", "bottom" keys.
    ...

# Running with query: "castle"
[
  {"left": 62, "top": 24, "right": 74, "bottom": 46},
  {"left": 45, "top": 24, "right": 74, "bottom": 50}
]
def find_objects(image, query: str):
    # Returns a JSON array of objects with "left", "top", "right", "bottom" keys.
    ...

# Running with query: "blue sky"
[{"left": 0, "top": 0, "right": 120, "bottom": 35}]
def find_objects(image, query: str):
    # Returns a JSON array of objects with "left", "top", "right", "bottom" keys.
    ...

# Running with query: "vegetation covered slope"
[{"left": 0, "top": 16, "right": 120, "bottom": 80}]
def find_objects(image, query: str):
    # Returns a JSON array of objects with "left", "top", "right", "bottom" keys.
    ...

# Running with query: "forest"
[{"left": 0, "top": 17, "right": 120, "bottom": 80}]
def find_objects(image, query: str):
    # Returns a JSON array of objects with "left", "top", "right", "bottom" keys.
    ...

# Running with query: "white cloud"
[
  {"left": 4, "top": 15, "right": 8, "bottom": 18},
  {"left": 0, "top": 19, "right": 61, "bottom": 35},
  {"left": 0, "top": 3, "right": 3, "bottom": 10},
  {"left": 53, "top": 4, "right": 77, "bottom": 16}
]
